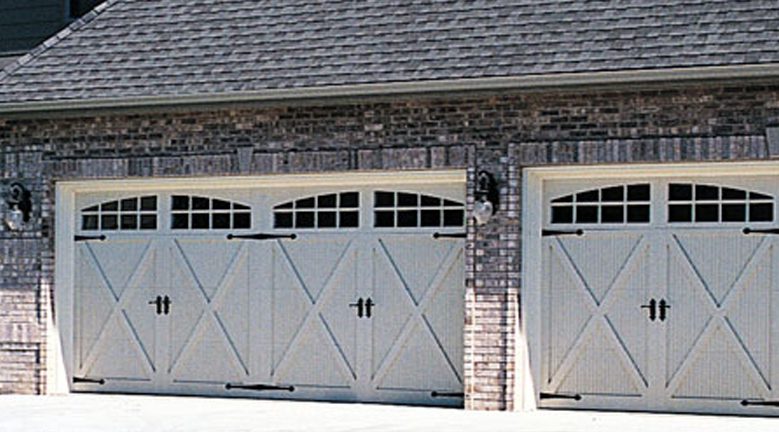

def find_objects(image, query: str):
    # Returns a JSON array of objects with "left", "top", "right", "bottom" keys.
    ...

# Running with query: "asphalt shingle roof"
[{"left": 1, "top": 0, "right": 779, "bottom": 105}]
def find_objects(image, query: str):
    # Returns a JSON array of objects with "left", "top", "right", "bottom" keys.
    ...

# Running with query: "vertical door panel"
[{"left": 540, "top": 232, "right": 653, "bottom": 408}]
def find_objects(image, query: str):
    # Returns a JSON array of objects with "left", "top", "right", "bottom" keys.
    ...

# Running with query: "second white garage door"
[
  {"left": 535, "top": 174, "right": 779, "bottom": 415},
  {"left": 68, "top": 174, "right": 465, "bottom": 406}
]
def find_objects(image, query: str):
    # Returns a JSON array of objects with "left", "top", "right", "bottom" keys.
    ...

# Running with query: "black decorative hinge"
[
  {"left": 741, "top": 399, "right": 779, "bottom": 407},
  {"left": 225, "top": 383, "right": 295, "bottom": 392},
  {"left": 74, "top": 235, "right": 107, "bottom": 242},
  {"left": 227, "top": 233, "right": 297, "bottom": 241},
  {"left": 433, "top": 232, "right": 467, "bottom": 239},
  {"left": 539, "top": 392, "right": 582, "bottom": 401},
  {"left": 541, "top": 229, "right": 584, "bottom": 237},
  {"left": 430, "top": 391, "right": 465, "bottom": 398},
  {"left": 73, "top": 376, "right": 105, "bottom": 385},
  {"left": 743, "top": 228, "right": 779, "bottom": 236}
]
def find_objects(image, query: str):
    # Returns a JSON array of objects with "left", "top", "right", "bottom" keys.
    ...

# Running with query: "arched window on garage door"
[
  {"left": 373, "top": 191, "right": 465, "bottom": 228},
  {"left": 81, "top": 196, "right": 158, "bottom": 231},
  {"left": 550, "top": 184, "right": 651, "bottom": 224},
  {"left": 171, "top": 195, "right": 251, "bottom": 230},
  {"left": 668, "top": 183, "right": 774, "bottom": 223},
  {"left": 273, "top": 191, "right": 359, "bottom": 229}
]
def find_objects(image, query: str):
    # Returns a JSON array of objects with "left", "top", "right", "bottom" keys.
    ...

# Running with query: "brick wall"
[{"left": 0, "top": 81, "right": 777, "bottom": 409}]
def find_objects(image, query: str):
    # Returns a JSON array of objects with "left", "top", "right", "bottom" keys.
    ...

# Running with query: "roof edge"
[
  {"left": 0, "top": 0, "right": 121, "bottom": 82},
  {"left": 2, "top": 62, "right": 779, "bottom": 114}
]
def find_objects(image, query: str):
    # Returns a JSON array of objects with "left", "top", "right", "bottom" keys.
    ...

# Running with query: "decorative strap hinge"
[
  {"left": 74, "top": 235, "right": 107, "bottom": 242},
  {"left": 226, "top": 233, "right": 297, "bottom": 241},
  {"left": 430, "top": 391, "right": 464, "bottom": 398},
  {"left": 541, "top": 229, "right": 584, "bottom": 237},
  {"left": 741, "top": 399, "right": 779, "bottom": 407},
  {"left": 73, "top": 376, "right": 105, "bottom": 385},
  {"left": 432, "top": 232, "right": 466, "bottom": 239},
  {"left": 539, "top": 392, "right": 582, "bottom": 401},
  {"left": 225, "top": 383, "right": 295, "bottom": 392},
  {"left": 743, "top": 228, "right": 779, "bottom": 236}
]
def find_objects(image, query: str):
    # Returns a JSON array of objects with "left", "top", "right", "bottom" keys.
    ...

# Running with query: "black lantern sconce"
[
  {"left": 472, "top": 170, "right": 499, "bottom": 225},
  {"left": 5, "top": 182, "right": 32, "bottom": 231}
]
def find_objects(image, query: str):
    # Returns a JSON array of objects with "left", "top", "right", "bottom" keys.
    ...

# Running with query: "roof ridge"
[{"left": 0, "top": 0, "right": 123, "bottom": 83}]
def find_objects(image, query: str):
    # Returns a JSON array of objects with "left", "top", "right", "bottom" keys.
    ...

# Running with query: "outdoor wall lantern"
[
  {"left": 472, "top": 170, "right": 498, "bottom": 226},
  {"left": 5, "top": 182, "right": 31, "bottom": 231}
]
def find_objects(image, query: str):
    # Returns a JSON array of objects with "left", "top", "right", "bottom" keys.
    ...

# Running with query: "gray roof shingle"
[{"left": 1, "top": 0, "right": 779, "bottom": 105}]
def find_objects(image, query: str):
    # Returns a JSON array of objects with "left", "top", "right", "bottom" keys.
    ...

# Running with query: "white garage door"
[
  {"left": 538, "top": 176, "right": 779, "bottom": 415},
  {"left": 70, "top": 177, "right": 465, "bottom": 406}
]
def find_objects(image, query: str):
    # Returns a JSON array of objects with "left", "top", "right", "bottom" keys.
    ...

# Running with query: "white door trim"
[
  {"left": 52, "top": 170, "right": 465, "bottom": 395},
  {"left": 519, "top": 160, "right": 779, "bottom": 412}
]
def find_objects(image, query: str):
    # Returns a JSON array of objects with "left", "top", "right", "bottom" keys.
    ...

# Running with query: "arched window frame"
[
  {"left": 170, "top": 195, "right": 252, "bottom": 230},
  {"left": 273, "top": 191, "right": 360, "bottom": 229},
  {"left": 550, "top": 184, "right": 651, "bottom": 225},
  {"left": 373, "top": 191, "right": 465, "bottom": 228},
  {"left": 81, "top": 196, "right": 158, "bottom": 231}
]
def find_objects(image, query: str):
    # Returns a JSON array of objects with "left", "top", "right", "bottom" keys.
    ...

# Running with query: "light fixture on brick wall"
[
  {"left": 4, "top": 182, "right": 31, "bottom": 231},
  {"left": 472, "top": 170, "right": 498, "bottom": 225}
]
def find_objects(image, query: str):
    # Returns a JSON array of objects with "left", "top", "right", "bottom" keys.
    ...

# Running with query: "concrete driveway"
[{"left": 0, "top": 394, "right": 777, "bottom": 432}]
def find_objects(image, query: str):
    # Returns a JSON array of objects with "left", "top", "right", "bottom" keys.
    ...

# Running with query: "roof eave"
[{"left": 2, "top": 63, "right": 779, "bottom": 115}]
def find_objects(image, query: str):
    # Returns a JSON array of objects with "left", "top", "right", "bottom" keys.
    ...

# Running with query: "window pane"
[
  {"left": 627, "top": 205, "right": 650, "bottom": 223},
  {"left": 171, "top": 213, "right": 189, "bottom": 229},
  {"left": 318, "top": 194, "right": 337, "bottom": 208},
  {"left": 750, "top": 191, "right": 772, "bottom": 200},
  {"left": 601, "top": 205, "right": 624, "bottom": 223},
  {"left": 339, "top": 211, "right": 359, "bottom": 228},
  {"left": 397, "top": 210, "right": 418, "bottom": 227},
  {"left": 576, "top": 190, "right": 599, "bottom": 203},
  {"left": 140, "top": 215, "right": 157, "bottom": 230},
  {"left": 669, "top": 204, "right": 692, "bottom": 222},
  {"left": 192, "top": 197, "right": 210, "bottom": 210},
  {"left": 750, "top": 203, "right": 774, "bottom": 222},
  {"left": 233, "top": 213, "right": 251, "bottom": 229},
  {"left": 101, "top": 214, "right": 118, "bottom": 230},
  {"left": 101, "top": 201, "right": 118, "bottom": 212},
  {"left": 375, "top": 211, "right": 394, "bottom": 227},
  {"left": 421, "top": 195, "right": 441, "bottom": 207},
  {"left": 576, "top": 205, "right": 598, "bottom": 223},
  {"left": 121, "top": 198, "right": 138, "bottom": 211},
  {"left": 443, "top": 199, "right": 462, "bottom": 207},
  {"left": 669, "top": 184, "right": 692, "bottom": 201},
  {"left": 274, "top": 213, "right": 293, "bottom": 229},
  {"left": 192, "top": 213, "right": 210, "bottom": 229},
  {"left": 551, "top": 195, "right": 573, "bottom": 203},
  {"left": 318, "top": 211, "right": 337, "bottom": 228},
  {"left": 295, "top": 212, "right": 315, "bottom": 228},
  {"left": 212, "top": 199, "right": 231, "bottom": 210},
  {"left": 601, "top": 186, "right": 624, "bottom": 202},
  {"left": 443, "top": 209, "right": 465, "bottom": 227},
  {"left": 696, "top": 185, "right": 719, "bottom": 201},
  {"left": 275, "top": 202, "right": 293, "bottom": 210},
  {"left": 212, "top": 213, "right": 231, "bottom": 229},
  {"left": 340, "top": 192, "right": 359, "bottom": 208},
  {"left": 296, "top": 197, "right": 315, "bottom": 209},
  {"left": 551, "top": 206, "right": 573, "bottom": 224},
  {"left": 121, "top": 214, "right": 137, "bottom": 230},
  {"left": 234, "top": 203, "right": 250, "bottom": 210},
  {"left": 722, "top": 204, "right": 746, "bottom": 222},
  {"left": 695, "top": 204, "right": 719, "bottom": 222},
  {"left": 172, "top": 195, "right": 189, "bottom": 210},
  {"left": 722, "top": 188, "right": 746, "bottom": 200},
  {"left": 375, "top": 192, "right": 394, "bottom": 208},
  {"left": 627, "top": 184, "right": 650, "bottom": 201},
  {"left": 140, "top": 196, "right": 157, "bottom": 211},
  {"left": 82, "top": 215, "right": 98, "bottom": 230},
  {"left": 84, "top": 205, "right": 99, "bottom": 212},
  {"left": 398, "top": 193, "right": 418, "bottom": 207},
  {"left": 421, "top": 209, "right": 441, "bottom": 227}
]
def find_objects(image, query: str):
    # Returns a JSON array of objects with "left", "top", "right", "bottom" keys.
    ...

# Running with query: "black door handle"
[
  {"left": 349, "top": 298, "right": 364, "bottom": 318},
  {"left": 640, "top": 299, "right": 657, "bottom": 321},
  {"left": 162, "top": 295, "right": 172, "bottom": 315},
  {"left": 149, "top": 296, "right": 162, "bottom": 315},
  {"left": 364, "top": 298, "right": 375, "bottom": 318},
  {"left": 658, "top": 299, "right": 670, "bottom": 322}
]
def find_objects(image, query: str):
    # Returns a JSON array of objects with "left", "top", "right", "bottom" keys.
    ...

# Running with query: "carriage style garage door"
[
  {"left": 65, "top": 174, "right": 465, "bottom": 406},
  {"left": 534, "top": 172, "right": 779, "bottom": 416}
]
